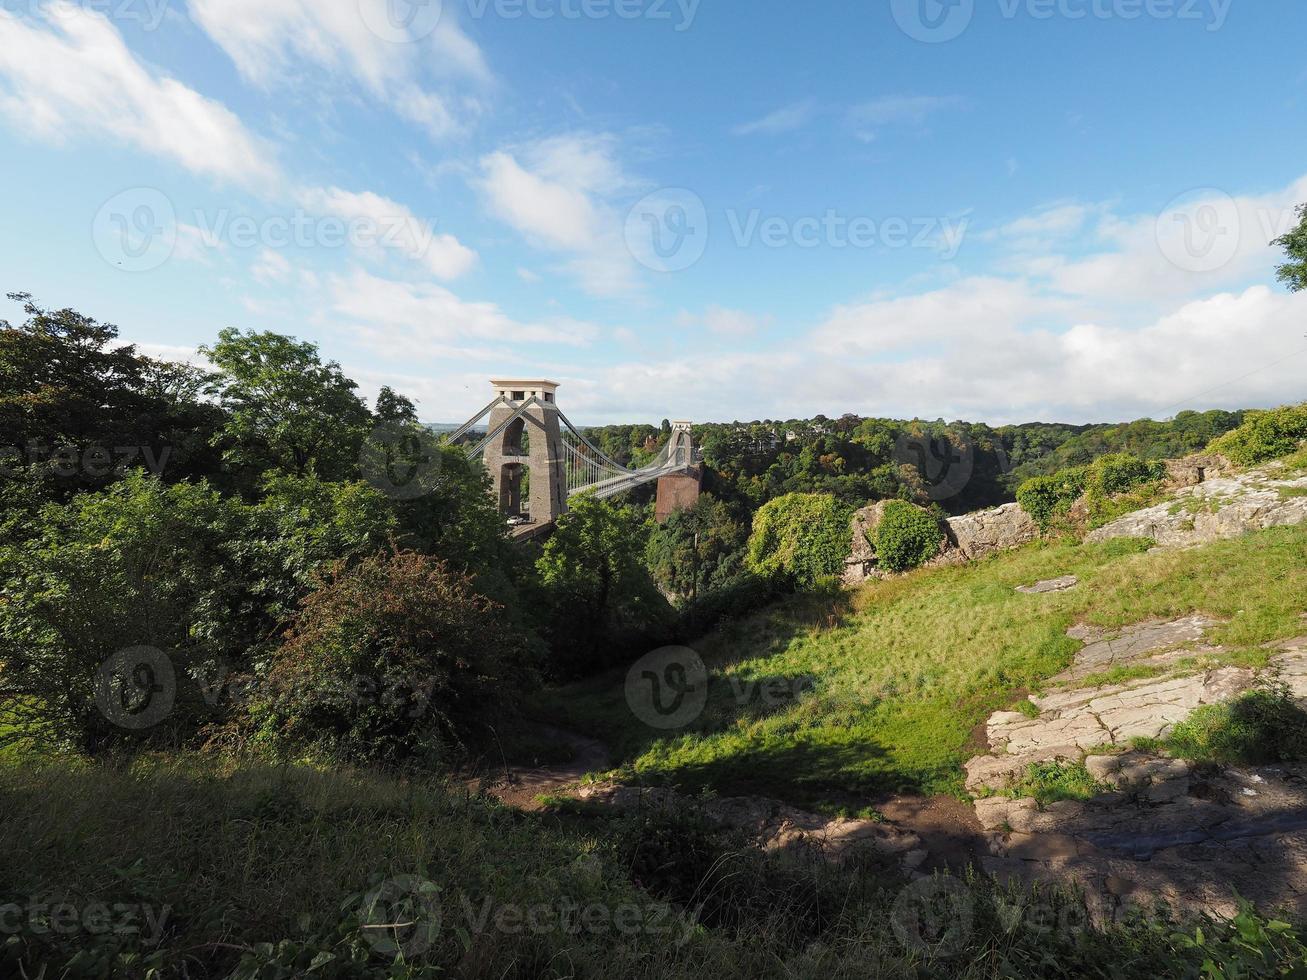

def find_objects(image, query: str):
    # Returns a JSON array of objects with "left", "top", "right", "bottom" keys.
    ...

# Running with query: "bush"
[
  {"left": 1085, "top": 453, "right": 1166, "bottom": 498},
  {"left": 871, "top": 500, "right": 943, "bottom": 572},
  {"left": 1017, "top": 454, "right": 1165, "bottom": 533},
  {"left": 1163, "top": 685, "right": 1307, "bottom": 764},
  {"left": 1208, "top": 403, "right": 1307, "bottom": 467},
  {"left": 1016, "top": 466, "right": 1087, "bottom": 531},
  {"left": 745, "top": 493, "right": 852, "bottom": 590},
  {"left": 248, "top": 550, "right": 534, "bottom": 765}
]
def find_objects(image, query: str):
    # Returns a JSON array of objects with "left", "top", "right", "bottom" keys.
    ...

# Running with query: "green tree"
[
  {"left": 645, "top": 495, "right": 747, "bottom": 600},
  {"left": 1273, "top": 203, "right": 1307, "bottom": 292},
  {"left": 249, "top": 550, "right": 531, "bottom": 765},
  {"left": 745, "top": 492, "right": 852, "bottom": 590},
  {"left": 0, "top": 293, "right": 223, "bottom": 497},
  {"left": 537, "top": 496, "right": 669, "bottom": 675},
  {"left": 0, "top": 473, "right": 250, "bottom": 754},
  {"left": 200, "top": 328, "right": 372, "bottom": 481}
]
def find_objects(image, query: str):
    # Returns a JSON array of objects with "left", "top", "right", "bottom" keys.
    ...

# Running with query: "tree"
[
  {"left": 645, "top": 495, "right": 747, "bottom": 600},
  {"left": 200, "top": 328, "right": 372, "bottom": 481},
  {"left": 249, "top": 550, "right": 532, "bottom": 765},
  {"left": 0, "top": 473, "right": 250, "bottom": 754},
  {"left": 1273, "top": 203, "right": 1307, "bottom": 292},
  {"left": 745, "top": 493, "right": 852, "bottom": 590},
  {"left": 536, "top": 496, "right": 669, "bottom": 675},
  {"left": 375, "top": 385, "right": 419, "bottom": 424},
  {"left": 0, "top": 293, "right": 223, "bottom": 497}
]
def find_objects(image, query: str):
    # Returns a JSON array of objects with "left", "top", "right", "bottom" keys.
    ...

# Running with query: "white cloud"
[
  {"left": 296, "top": 185, "right": 477, "bottom": 280},
  {"left": 188, "top": 0, "right": 489, "bottom": 138},
  {"left": 678, "top": 306, "right": 772, "bottom": 337},
  {"left": 251, "top": 247, "right": 292, "bottom": 283},
  {"left": 475, "top": 134, "right": 642, "bottom": 296},
  {"left": 326, "top": 269, "right": 601, "bottom": 357},
  {"left": 0, "top": 4, "right": 276, "bottom": 186},
  {"left": 732, "top": 101, "right": 817, "bottom": 137},
  {"left": 846, "top": 94, "right": 963, "bottom": 142}
]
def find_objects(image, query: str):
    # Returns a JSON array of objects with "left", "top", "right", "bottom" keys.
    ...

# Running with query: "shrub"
[
  {"left": 745, "top": 493, "right": 853, "bottom": 590},
  {"left": 871, "top": 500, "right": 943, "bottom": 572},
  {"left": 1163, "top": 685, "right": 1307, "bottom": 764},
  {"left": 248, "top": 550, "right": 534, "bottom": 765},
  {"left": 1085, "top": 452, "right": 1166, "bottom": 498},
  {"left": 1208, "top": 403, "right": 1307, "bottom": 467},
  {"left": 1016, "top": 466, "right": 1087, "bottom": 531}
]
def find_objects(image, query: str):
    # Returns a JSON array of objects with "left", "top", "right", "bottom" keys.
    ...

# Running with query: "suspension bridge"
[{"left": 445, "top": 380, "right": 700, "bottom": 535}]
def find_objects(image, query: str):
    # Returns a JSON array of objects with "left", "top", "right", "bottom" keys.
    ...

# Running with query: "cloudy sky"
[{"left": 1, "top": 0, "right": 1305, "bottom": 425}]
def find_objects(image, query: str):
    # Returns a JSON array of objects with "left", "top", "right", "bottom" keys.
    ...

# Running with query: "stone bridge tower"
[{"left": 483, "top": 380, "right": 568, "bottom": 528}]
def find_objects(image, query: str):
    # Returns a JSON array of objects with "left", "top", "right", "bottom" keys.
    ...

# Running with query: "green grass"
[
  {"left": 7, "top": 753, "right": 1307, "bottom": 978},
  {"left": 1075, "top": 663, "right": 1171, "bottom": 689},
  {"left": 1007, "top": 761, "right": 1105, "bottom": 805},
  {"left": 542, "top": 524, "right": 1307, "bottom": 805},
  {"left": 1278, "top": 486, "right": 1307, "bottom": 501},
  {"left": 1160, "top": 686, "right": 1307, "bottom": 765}
]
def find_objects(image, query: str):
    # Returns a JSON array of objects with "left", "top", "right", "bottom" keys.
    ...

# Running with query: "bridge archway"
[{"left": 453, "top": 379, "right": 697, "bottom": 534}]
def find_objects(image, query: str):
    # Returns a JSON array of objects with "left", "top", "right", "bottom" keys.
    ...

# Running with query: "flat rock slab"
[
  {"left": 1016, "top": 575, "right": 1079, "bottom": 594},
  {"left": 971, "top": 764, "right": 1307, "bottom": 921},
  {"left": 1054, "top": 614, "right": 1221, "bottom": 685},
  {"left": 965, "top": 615, "right": 1307, "bottom": 922},
  {"left": 1086, "top": 467, "right": 1307, "bottom": 549}
]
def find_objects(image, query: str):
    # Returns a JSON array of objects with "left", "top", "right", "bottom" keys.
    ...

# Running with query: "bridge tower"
[{"left": 483, "top": 380, "right": 568, "bottom": 527}]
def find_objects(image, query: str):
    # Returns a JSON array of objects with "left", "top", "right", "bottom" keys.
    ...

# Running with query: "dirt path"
[{"left": 468, "top": 723, "right": 611, "bottom": 810}]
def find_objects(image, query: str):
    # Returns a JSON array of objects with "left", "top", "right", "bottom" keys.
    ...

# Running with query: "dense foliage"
[
  {"left": 1208, "top": 403, "right": 1307, "bottom": 467},
  {"left": 1274, "top": 202, "right": 1307, "bottom": 292},
  {"left": 248, "top": 551, "right": 531, "bottom": 764},
  {"left": 536, "top": 495, "right": 671, "bottom": 676},
  {"left": 872, "top": 500, "right": 944, "bottom": 572},
  {"left": 745, "top": 492, "right": 852, "bottom": 589},
  {"left": 1016, "top": 452, "right": 1167, "bottom": 532}
]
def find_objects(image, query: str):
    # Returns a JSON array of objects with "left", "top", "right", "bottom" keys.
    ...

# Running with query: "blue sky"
[{"left": 1, "top": 0, "right": 1305, "bottom": 425}]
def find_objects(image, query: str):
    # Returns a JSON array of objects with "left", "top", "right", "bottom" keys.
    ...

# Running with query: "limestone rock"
[
  {"left": 1016, "top": 575, "right": 1079, "bottom": 594},
  {"left": 932, "top": 502, "right": 1040, "bottom": 566},
  {"left": 1087, "top": 467, "right": 1307, "bottom": 549}
]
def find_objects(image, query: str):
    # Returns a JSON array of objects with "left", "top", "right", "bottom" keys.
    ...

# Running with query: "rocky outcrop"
[
  {"left": 842, "top": 500, "right": 893, "bottom": 585},
  {"left": 934, "top": 502, "right": 1040, "bottom": 565},
  {"left": 844, "top": 500, "right": 1039, "bottom": 584},
  {"left": 965, "top": 618, "right": 1307, "bottom": 921},
  {"left": 1163, "top": 453, "right": 1231, "bottom": 489},
  {"left": 1087, "top": 465, "right": 1307, "bottom": 549}
]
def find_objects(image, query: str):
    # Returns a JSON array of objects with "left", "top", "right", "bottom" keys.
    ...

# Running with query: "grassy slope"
[
  {"left": 0, "top": 754, "right": 720, "bottom": 978},
  {"left": 545, "top": 524, "right": 1307, "bottom": 807}
]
